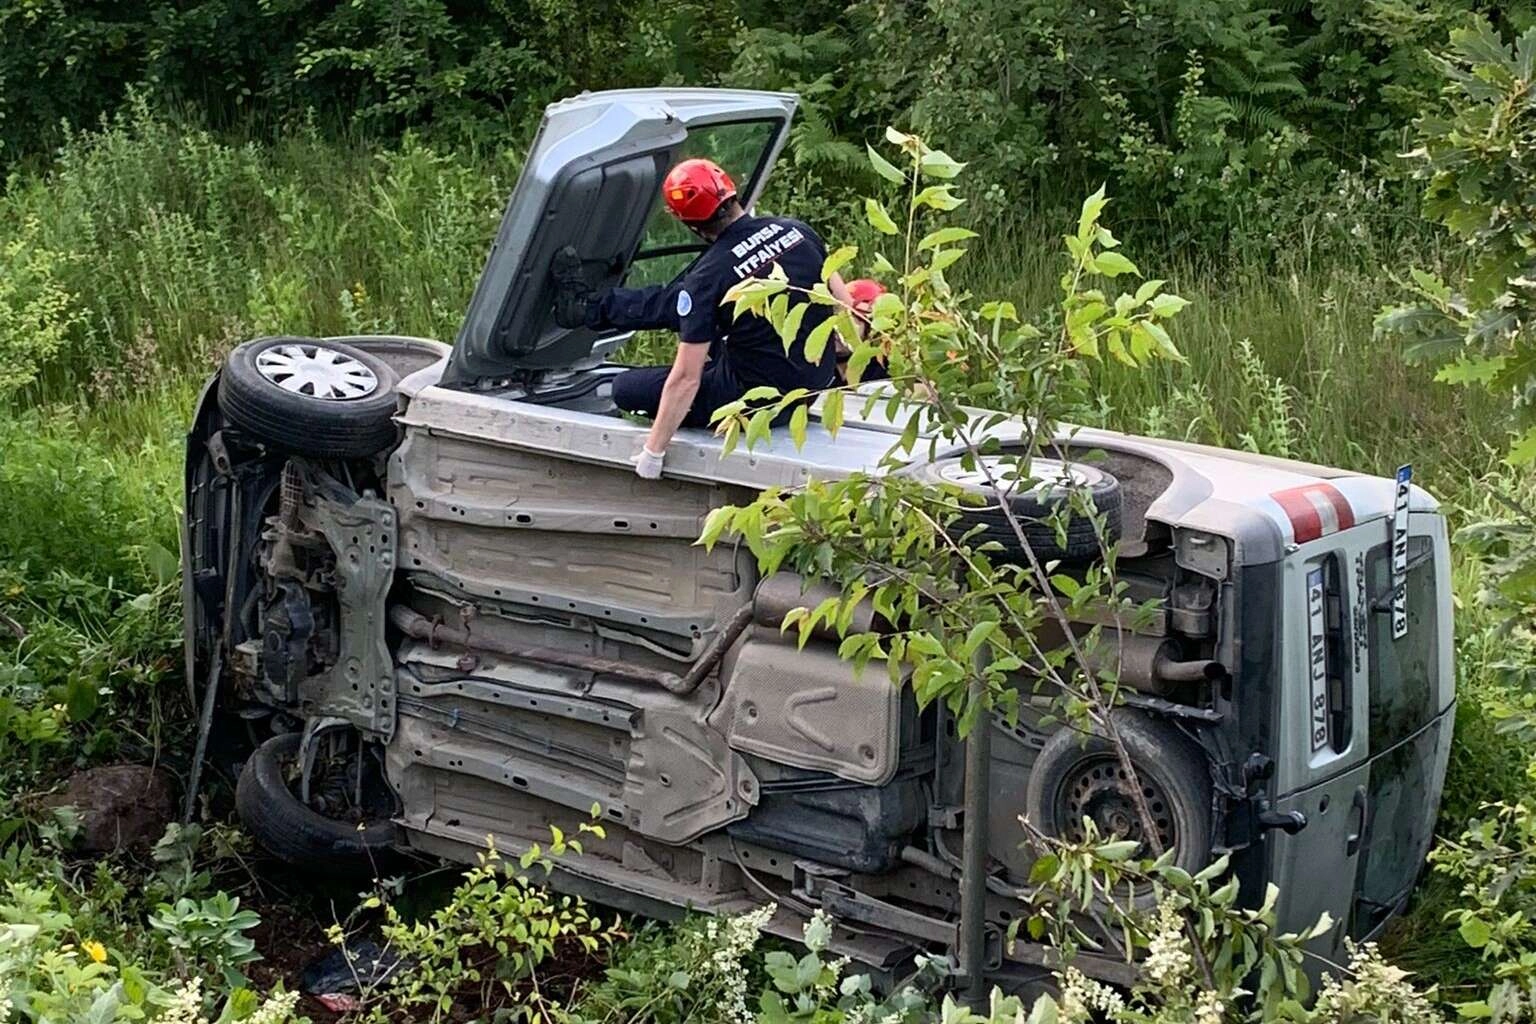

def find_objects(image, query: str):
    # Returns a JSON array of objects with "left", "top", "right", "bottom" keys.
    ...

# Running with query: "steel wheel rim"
[
  {"left": 1058, "top": 754, "right": 1176, "bottom": 855},
  {"left": 936, "top": 457, "right": 1091, "bottom": 492},
  {"left": 255, "top": 343, "right": 379, "bottom": 400}
]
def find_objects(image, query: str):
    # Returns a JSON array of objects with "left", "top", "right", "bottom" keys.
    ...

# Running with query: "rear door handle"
[
  {"left": 1345, "top": 785, "right": 1368, "bottom": 856},
  {"left": 1258, "top": 808, "right": 1307, "bottom": 834}
]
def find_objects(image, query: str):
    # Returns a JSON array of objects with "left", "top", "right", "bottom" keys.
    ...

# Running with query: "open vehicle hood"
[{"left": 443, "top": 88, "right": 799, "bottom": 386}]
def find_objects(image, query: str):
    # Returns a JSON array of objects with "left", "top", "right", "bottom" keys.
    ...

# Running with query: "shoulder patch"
[{"left": 676, "top": 289, "right": 693, "bottom": 317}]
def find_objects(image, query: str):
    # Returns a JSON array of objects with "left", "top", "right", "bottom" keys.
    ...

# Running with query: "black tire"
[
  {"left": 911, "top": 456, "right": 1122, "bottom": 561},
  {"left": 1025, "top": 710, "right": 1211, "bottom": 894},
  {"left": 218, "top": 336, "right": 400, "bottom": 458},
  {"left": 236, "top": 732, "right": 401, "bottom": 874}
]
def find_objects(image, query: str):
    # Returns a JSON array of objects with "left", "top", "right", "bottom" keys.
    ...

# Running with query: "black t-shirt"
[{"left": 675, "top": 214, "right": 838, "bottom": 392}]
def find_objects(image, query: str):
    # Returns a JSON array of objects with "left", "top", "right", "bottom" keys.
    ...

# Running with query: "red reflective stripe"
[
  {"left": 1271, "top": 483, "right": 1355, "bottom": 543},
  {"left": 1272, "top": 487, "right": 1323, "bottom": 543}
]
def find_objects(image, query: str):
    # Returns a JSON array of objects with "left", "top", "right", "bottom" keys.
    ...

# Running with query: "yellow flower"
[{"left": 82, "top": 939, "right": 107, "bottom": 963}]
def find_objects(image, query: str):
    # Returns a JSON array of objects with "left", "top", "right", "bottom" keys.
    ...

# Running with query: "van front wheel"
[
  {"left": 219, "top": 336, "right": 400, "bottom": 458},
  {"left": 236, "top": 731, "right": 400, "bottom": 875}
]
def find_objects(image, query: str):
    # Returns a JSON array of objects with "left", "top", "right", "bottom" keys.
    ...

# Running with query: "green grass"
[
  {"left": 0, "top": 395, "right": 184, "bottom": 583},
  {"left": 947, "top": 214, "right": 1499, "bottom": 491},
  {"left": 2, "top": 103, "right": 1503, "bottom": 495}
]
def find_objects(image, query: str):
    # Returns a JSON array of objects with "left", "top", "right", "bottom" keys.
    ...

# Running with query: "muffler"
[{"left": 752, "top": 572, "right": 881, "bottom": 642}]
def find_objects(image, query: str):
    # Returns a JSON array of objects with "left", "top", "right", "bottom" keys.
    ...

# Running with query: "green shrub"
[
  {"left": 0, "top": 823, "right": 301, "bottom": 1023},
  {"left": 0, "top": 402, "right": 183, "bottom": 784},
  {"left": 0, "top": 0, "right": 720, "bottom": 160},
  {"left": 0, "top": 219, "right": 82, "bottom": 402},
  {"left": 348, "top": 829, "right": 618, "bottom": 1022},
  {"left": 1433, "top": 803, "right": 1536, "bottom": 1019},
  {"left": 566, "top": 909, "right": 781, "bottom": 1024},
  {"left": 147, "top": 893, "right": 262, "bottom": 991},
  {"left": 0, "top": 0, "right": 1510, "bottom": 251},
  {"left": 0, "top": 408, "right": 178, "bottom": 584}
]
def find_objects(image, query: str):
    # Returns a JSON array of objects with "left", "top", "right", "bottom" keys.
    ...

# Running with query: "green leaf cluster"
[
  {"left": 1379, "top": 19, "right": 1536, "bottom": 465},
  {"left": 703, "top": 131, "right": 1187, "bottom": 733}
]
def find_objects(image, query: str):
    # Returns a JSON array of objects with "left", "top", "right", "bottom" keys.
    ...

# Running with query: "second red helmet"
[
  {"left": 846, "top": 278, "right": 887, "bottom": 308},
  {"left": 662, "top": 158, "right": 737, "bottom": 223}
]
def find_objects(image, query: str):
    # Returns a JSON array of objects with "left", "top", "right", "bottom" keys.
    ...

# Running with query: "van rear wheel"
[
  {"left": 911, "top": 456, "right": 1122, "bottom": 562},
  {"left": 1024, "top": 711, "right": 1210, "bottom": 903}
]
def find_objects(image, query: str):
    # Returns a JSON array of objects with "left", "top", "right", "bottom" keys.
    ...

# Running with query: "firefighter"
[
  {"left": 847, "top": 277, "right": 886, "bottom": 324},
  {"left": 552, "top": 157, "right": 851, "bottom": 479},
  {"left": 837, "top": 278, "right": 891, "bottom": 382}
]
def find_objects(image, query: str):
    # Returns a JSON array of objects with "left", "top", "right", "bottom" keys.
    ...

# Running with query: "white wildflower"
[
  {"left": 1057, "top": 967, "right": 1122, "bottom": 1024},
  {"left": 699, "top": 903, "right": 775, "bottom": 1024},
  {"left": 247, "top": 989, "right": 302, "bottom": 1024},
  {"left": 155, "top": 979, "right": 209, "bottom": 1024},
  {"left": 1141, "top": 899, "right": 1194, "bottom": 989},
  {"left": 1195, "top": 988, "right": 1224, "bottom": 1024},
  {"left": 1313, "top": 941, "right": 1444, "bottom": 1024}
]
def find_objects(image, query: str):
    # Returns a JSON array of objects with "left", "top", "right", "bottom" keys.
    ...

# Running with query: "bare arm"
[
  {"left": 828, "top": 273, "right": 858, "bottom": 356},
  {"left": 829, "top": 272, "right": 854, "bottom": 309},
  {"left": 644, "top": 341, "right": 711, "bottom": 453}
]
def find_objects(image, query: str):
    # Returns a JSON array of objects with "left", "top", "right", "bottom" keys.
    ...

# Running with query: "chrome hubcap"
[{"left": 256, "top": 344, "right": 378, "bottom": 400}]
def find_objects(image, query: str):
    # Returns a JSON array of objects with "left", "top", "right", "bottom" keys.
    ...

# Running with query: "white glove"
[{"left": 633, "top": 445, "right": 666, "bottom": 480}]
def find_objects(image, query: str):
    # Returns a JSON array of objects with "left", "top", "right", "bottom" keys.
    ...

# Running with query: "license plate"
[
  {"left": 1307, "top": 566, "right": 1329, "bottom": 752},
  {"left": 1391, "top": 465, "right": 1412, "bottom": 640}
]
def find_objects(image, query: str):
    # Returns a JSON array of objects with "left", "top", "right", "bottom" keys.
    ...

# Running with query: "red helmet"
[
  {"left": 846, "top": 278, "right": 886, "bottom": 310},
  {"left": 662, "top": 158, "right": 737, "bottom": 223}
]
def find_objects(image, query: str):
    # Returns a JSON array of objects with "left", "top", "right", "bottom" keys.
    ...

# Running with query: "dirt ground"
[
  {"left": 244, "top": 887, "right": 352, "bottom": 1022},
  {"left": 240, "top": 862, "right": 615, "bottom": 1022}
]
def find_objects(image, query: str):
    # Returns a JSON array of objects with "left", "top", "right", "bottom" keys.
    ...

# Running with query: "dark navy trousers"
[
  {"left": 590, "top": 283, "right": 736, "bottom": 426},
  {"left": 587, "top": 283, "right": 684, "bottom": 334},
  {"left": 609, "top": 362, "right": 746, "bottom": 429}
]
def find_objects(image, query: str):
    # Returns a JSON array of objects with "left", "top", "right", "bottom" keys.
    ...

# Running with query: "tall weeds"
[{"left": 0, "top": 101, "right": 519, "bottom": 406}]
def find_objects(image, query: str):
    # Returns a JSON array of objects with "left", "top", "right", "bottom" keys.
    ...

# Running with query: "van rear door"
[
  {"left": 1265, "top": 522, "right": 1377, "bottom": 967},
  {"left": 1266, "top": 507, "right": 1455, "bottom": 964}
]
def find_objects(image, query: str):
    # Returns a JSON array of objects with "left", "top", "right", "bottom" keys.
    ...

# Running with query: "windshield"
[
  {"left": 626, "top": 119, "right": 783, "bottom": 288},
  {"left": 1365, "top": 537, "right": 1438, "bottom": 753}
]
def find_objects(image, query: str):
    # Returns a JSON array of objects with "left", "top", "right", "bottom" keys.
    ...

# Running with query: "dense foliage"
[
  {"left": 706, "top": 131, "right": 1457, "bottom": 1023},
  {"left": 1370, "top": 18, "right": 1536, "bottom": 1020},
  {"left": 4, "top": 0, "right": 1534, "bottom": 246}
]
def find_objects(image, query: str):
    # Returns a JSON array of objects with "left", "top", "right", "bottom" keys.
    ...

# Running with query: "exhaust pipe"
[
  {"left": 752, "top": 572, "right": 882, "bottom": 642},
  {"left": 390, "top": 605, "right": 689, "bottom": 691},
  {"left": 1087, "top": 634, "right": 1225, "bottom": 696}
]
